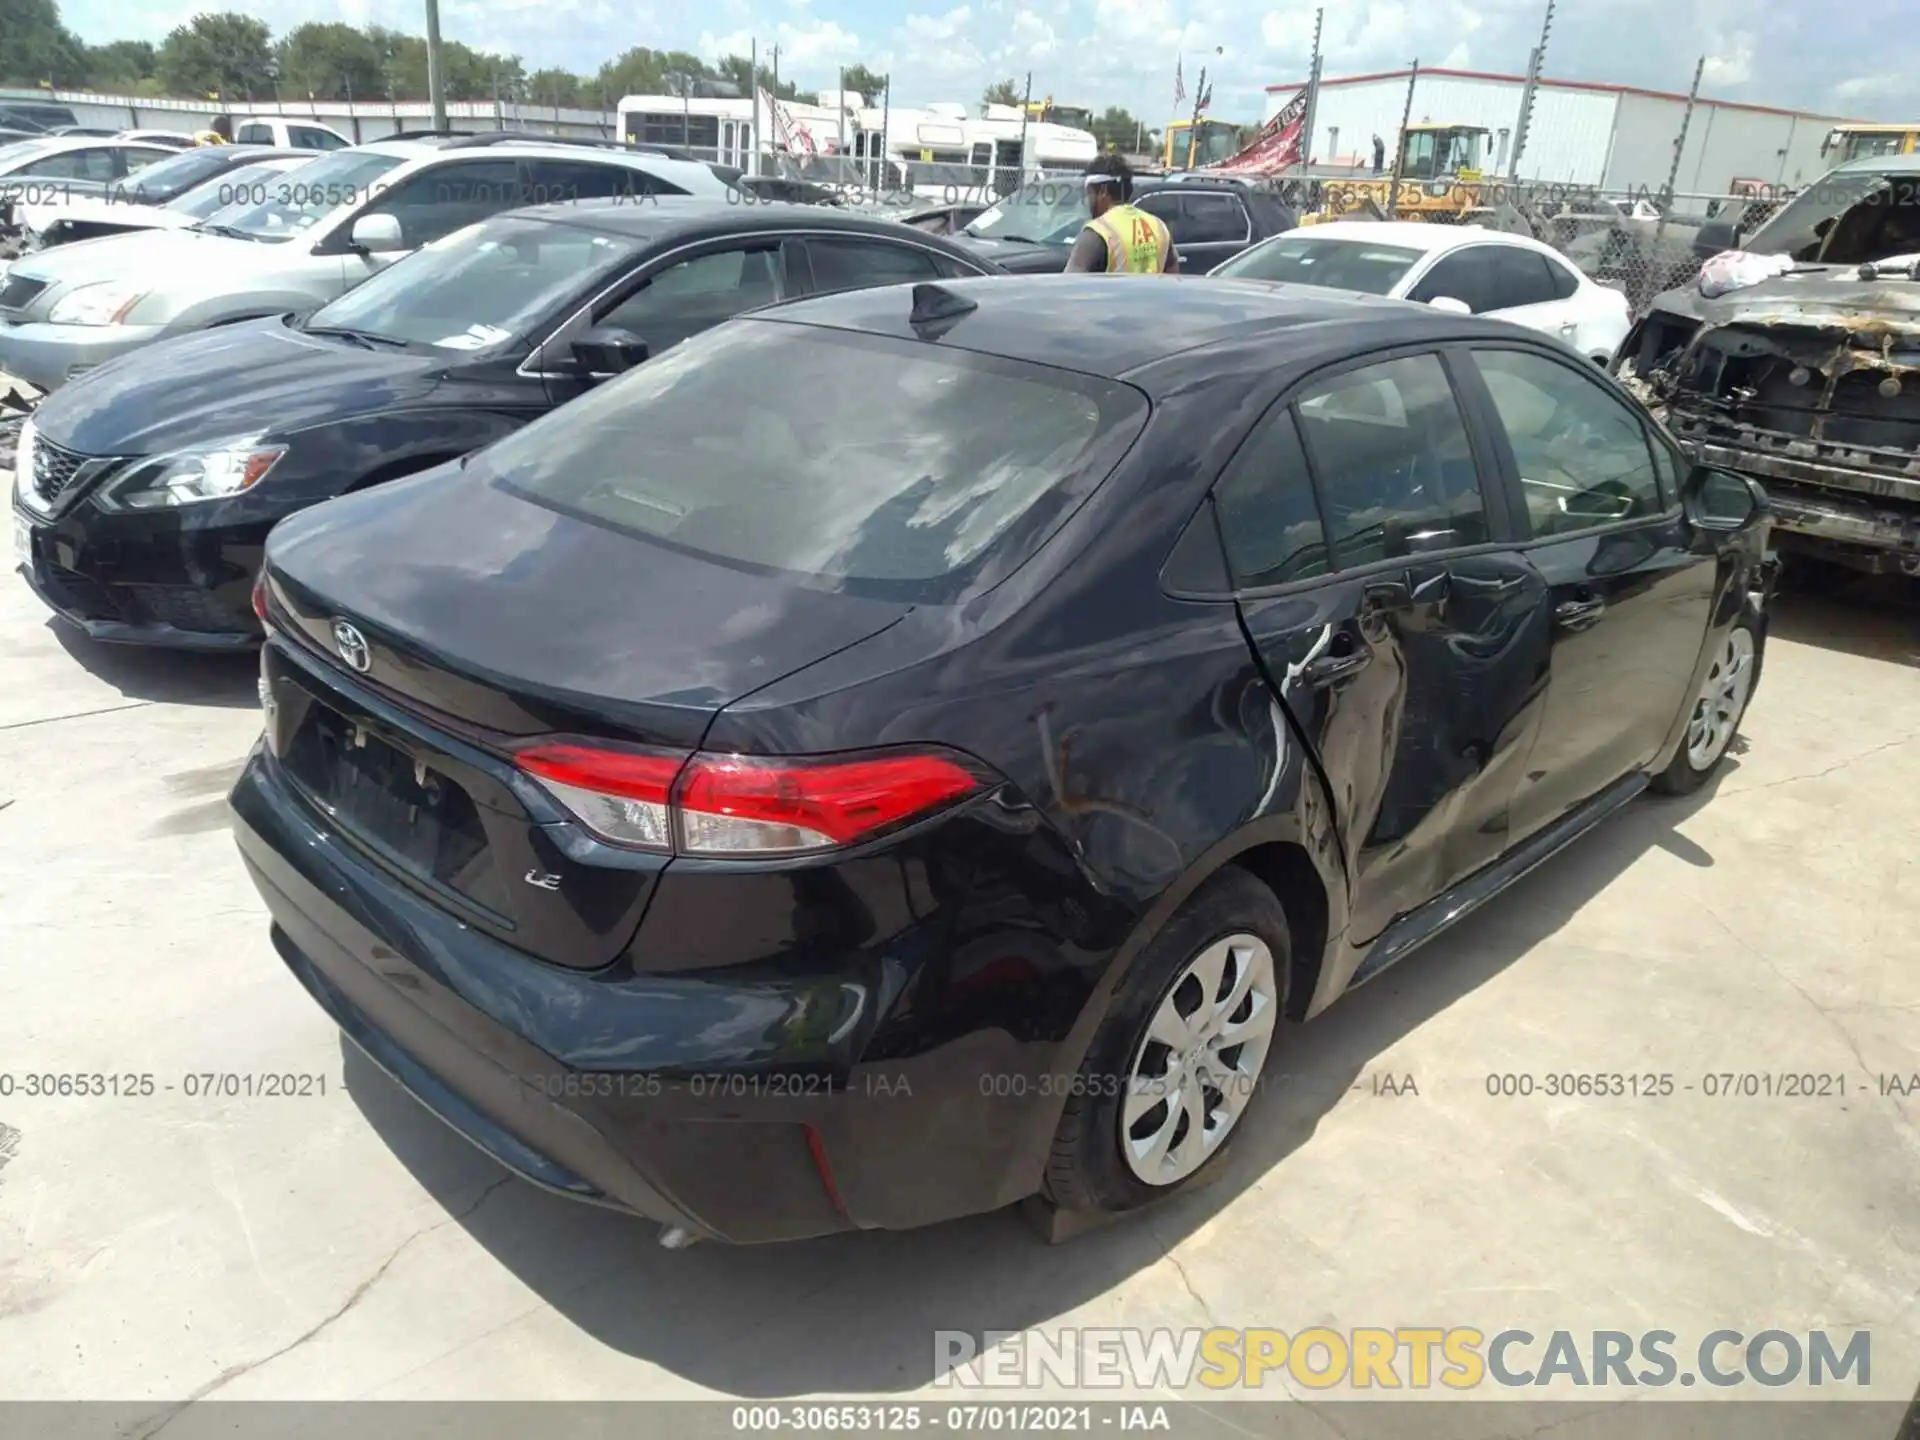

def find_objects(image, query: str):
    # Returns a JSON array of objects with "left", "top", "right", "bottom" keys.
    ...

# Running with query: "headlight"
[
  {"left": 11, "top": 416, "right": 39, "bottom": 509},
  {"left": 47, "top": 282, "right": 149, "bottom": 326},
  {"left": 99, "top": 437, "right": 287, "bottom": 510}
]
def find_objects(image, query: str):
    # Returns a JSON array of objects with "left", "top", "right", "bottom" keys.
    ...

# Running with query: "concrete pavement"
[{"left": 1, "top": 497, "right": 1916, "bottom": 1419}]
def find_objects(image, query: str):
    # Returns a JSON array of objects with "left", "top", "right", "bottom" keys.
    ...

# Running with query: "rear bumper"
[
  {"left": 229, "top": 740, "right": 1082, "bottom": 1243},
  {"left": 0, "top": 320, "right": 165, "bottom": 393}
]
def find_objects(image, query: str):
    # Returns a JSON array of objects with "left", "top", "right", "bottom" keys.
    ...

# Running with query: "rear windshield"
[
  {"left": 1215, "top": 235, "right": 1424, "bottom": 294},
  {"left": 476, "top": 320, "right": 1148, "bottom": 601}
]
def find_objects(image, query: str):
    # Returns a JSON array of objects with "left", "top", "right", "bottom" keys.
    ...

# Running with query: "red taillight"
[
  {"left": 514, "top": 742, "right": 685, "bottom": 851},
  {"left": 512, "top": 741, "right": 982, "bottom": 857},
  {"left": 251, "top": 572, "right": 270, "bottom": 625}
]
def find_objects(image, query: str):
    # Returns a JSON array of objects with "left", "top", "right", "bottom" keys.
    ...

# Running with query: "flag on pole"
[
  {"left": 1173, "top": 59, "right": 1186, "bottom": 107},
  {"left": 1204, "top": 88, "right": 1307, "bottom": 175}
]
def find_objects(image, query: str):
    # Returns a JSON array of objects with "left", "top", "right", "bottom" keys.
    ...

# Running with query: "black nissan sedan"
[
  {"left": 8, "top": 199, "right": 1000, "bottom": 648},
  {"left": 230, "top": 276, "right": 1772, "bottom": 1245}
]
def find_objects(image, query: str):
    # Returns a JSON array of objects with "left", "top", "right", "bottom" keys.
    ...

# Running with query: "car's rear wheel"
[
  {"left": 1652, "top": 618, "right": 1760, "bottom": 795},
  {"left": 1046, "top": 868, "right": 1288, "bottom": 1214}
]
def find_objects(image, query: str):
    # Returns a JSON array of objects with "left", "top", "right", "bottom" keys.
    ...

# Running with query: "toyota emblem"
[{"left": 331, "top": 619, "right": 372, "bottom": 673}]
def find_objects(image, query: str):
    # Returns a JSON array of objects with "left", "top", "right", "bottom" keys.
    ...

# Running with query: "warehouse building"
[{"left": 1265, "top": 67, "right": 1852, "bottom": 194}]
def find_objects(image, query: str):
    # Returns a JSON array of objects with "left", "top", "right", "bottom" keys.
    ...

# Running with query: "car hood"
[
  {"left": 1643, "top": 264, "right": 1920, "bottom": 332},
  {"left": 17, "top": 194, "right": 175, "bottom": 232},
  {"left": 951, "top": 235, "right": 1071, "bottom": 273},
  {"left": 7, "top": 225, "right": 296, "bottom": 289},
  {"left": 265, "top": 462, "right": 913, "bottom": 743},
  {"left": 30, "top": 319, "right": 441, "bottom": 456}
]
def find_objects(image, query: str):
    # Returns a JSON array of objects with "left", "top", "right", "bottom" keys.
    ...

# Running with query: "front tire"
[
  {"left": 1046, "top": 868, "right": 1289, "bottom": 1214},
  {"left": 1652, "top": 617, "right": 1760, "bottom": 795}
]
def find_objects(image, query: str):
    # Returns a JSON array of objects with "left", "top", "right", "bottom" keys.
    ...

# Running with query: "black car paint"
[
  {"left": 13, "top": 200, "right": 1002, "bottom": 649},
  {"left": 231, "top": 277, "right": 1767, "bottom": 1244}
]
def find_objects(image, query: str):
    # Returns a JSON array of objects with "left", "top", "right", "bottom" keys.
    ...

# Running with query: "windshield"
[
  {"left": 169, "top": 159, "right": 309, "bottom": 219},
  {"left": 305, "top": 216, "right": 641, "bottom": 352},
  {"left": 207, "top": 149, "right": 404, "bottom": 241},
  {"left": 1742, "top": 171, "right": 1920, "bottom": 264},
  {"left": 1214, "top": 235, "right": 1426, "bottom": 294},
  {"left": 473, "top": 321, "right": 1146, "bottom": 601},
  {"left": 963, "top": 180, "right": 1088, "bottom": 244},
  {"left": 102, "top": 146, "right": 245, "bottom": 204},
  {"left": 1181, "top": 123, "right": 1241, "bottom": 169}
]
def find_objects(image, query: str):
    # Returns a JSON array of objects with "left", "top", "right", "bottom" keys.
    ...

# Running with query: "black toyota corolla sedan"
[
  {"left": 9, "top": 199, "right": 999, "bottom": 648},
  {"left": 231, "top": 276, "right": 1773, "bottom": 1246}
]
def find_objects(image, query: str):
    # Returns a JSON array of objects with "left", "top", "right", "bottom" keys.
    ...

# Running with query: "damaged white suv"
[{"left": 1614, "top": 154, "right": 1920, "bottom": 580}]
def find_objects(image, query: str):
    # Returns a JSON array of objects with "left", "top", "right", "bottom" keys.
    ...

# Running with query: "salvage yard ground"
[{"left": 1, "top": 451, "right": 1918, "bottom": 1414}]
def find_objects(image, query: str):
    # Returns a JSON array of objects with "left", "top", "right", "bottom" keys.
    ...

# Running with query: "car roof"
[
  {"left": 363, "top": 140, "right": 722, "bottom": 191},
  {"left": 1830, "top": 152, "right": 1920, "bottom": 177},
  {"left": 747, "top": 272, "right": 1480, "bottom": 381},
  {"left": 1273, "top": 219, "right": 1555, "bottom": 257},
  {"left": 511, "top": 195, "right": 985, "bottom": 247}
]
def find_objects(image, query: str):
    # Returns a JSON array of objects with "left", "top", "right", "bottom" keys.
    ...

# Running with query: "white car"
[
  {"left": 14, "top": 148, "right": 309, "bottom": 250},
  {"left": 227, "top": 117, "right": 352, "bottom": 151},
  {"left": 1211, "top": 220, "right": 1633, "bottom": 365}
]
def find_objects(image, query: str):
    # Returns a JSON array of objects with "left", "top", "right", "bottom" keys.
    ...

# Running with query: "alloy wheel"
[
  {"left": 1121, "top": 932, "right": 1279, "bottom": 1186},
  {"left": 1685, "top": 626, "right": 1755, "bottom": 771}
]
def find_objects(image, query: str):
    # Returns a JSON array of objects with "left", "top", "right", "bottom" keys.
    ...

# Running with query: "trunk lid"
[{"left": 261, "top": 463, "right": 914, "bottom": 970}]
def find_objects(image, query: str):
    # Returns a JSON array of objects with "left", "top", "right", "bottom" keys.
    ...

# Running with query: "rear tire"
[
  {"left": 1652, "top": 617, "right": 1761, "bottom": 796},
  {"left": 1046, "top": 868, "right": 1289, "bottom": 1214}
]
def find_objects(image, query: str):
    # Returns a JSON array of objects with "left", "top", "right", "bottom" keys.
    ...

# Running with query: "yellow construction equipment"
[
  {"left": 1307, "top": 122, "right": 1492, "bottom": 224},
  {"left": 1162, "top": 118, "right": 1244, "bottom": 171},
  {"left": 1819, "top": 123, "right": 1920, "bottom": 164}
]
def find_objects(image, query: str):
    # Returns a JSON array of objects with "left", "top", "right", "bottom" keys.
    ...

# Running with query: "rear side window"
[
  {"left": 236, "top": 123, "right": 275, "bottom": 145},
  {"left": 806, "top": 237, "right": 945, "bottom": 293},
  {"left": 1542, "top": 253, "right": 1580, "bottom": 300},
  {"left": 1178, "top": 193, "right": 1252, "bottom": 243},
  {"left": 479, "top": 323, "right": 1148, "bottom": 601},
  {"left": 527, "top": 158, "right": 682, "bottom": 202},
  {"left": 1213, "top": 409, "right": 1332, "bottom": 586},
  {"left": 1295, "top": 353, "right": 1487, "bottom": 567}
]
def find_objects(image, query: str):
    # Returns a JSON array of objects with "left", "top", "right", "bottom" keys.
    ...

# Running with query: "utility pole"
[
  {"left": 1185, "top": 65, "right": 1207, "bottom": 169},
  {"left": 749, "top": 38, "right": 758, "bottom": 172},
  {"left": 423, "top": 0, "right": 447, "bottom": 131},
  {"left": 838, "top": 65, "right": 847, "bottom": 158},
  {"left": 880, "top": 73, "right": 892, "bottom": 193},
  {"left": 1386, "top": 60, "right": 1418, "bottom": 218},
  {"left": 1299, "top": 6, "right": 1323, "bottom": 174},
  {"left": 1016, "top": 70, "right": 1032, "bottom": 187},
  {"left": 1651, "top": 55, "right": 1705, "bottom": 276},
  {"left": 1508, "top": 0, "right": 1554, "bottom": 182}
]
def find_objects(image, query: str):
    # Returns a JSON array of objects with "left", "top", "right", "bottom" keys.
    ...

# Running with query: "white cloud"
[
  {"left": 1702, "top": 35, "right": 1754, "bottom": 88},
  {"left": 698, "top": 17, "right": 862, "bottom": 70},
  {"left": 1007, "top": 10, "right": 1057, "bottom": 58}
]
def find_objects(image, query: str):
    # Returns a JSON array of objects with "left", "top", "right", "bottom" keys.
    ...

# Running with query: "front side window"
[
  {"left": 208, "top": 149, "right": 405, "bottom": 241},
  {"left": 1406, "top": 249, "right": 1498, "bottom": 313},
  {"left": 305, "top": 216, "right": 641, "bottom": 351},
  {"left": 356, "top": 159, "right": 521, "bottom": 248},
  {"left": 1214, "top": 235, "right": 1425, "bottom": 294},
  {"left": 292, "top": 127, "right": 346, "bottom": 151},
  {"left": 474, "top": 322, "right": 1147, "bottom": 600},
  {"left": 1471, "top": 347, "right": 1663, "bottom": 537},
  {"left": 1295, "top": 353, "right": 1487, "bottom": 568},
  {"left": 598, "top": 245, "right": 790, "bottom": 353}
]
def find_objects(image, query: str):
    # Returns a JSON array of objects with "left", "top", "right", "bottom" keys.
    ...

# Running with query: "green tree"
[
  {"left": 157, "top": 12, "right": 274, "bottom": 100},
  {"left": 277, "top": 23, "right": 383, "bottom": 102},
  {"left": 525, "top": 67, "right": 583, "bottom": 109},
  {"left": 981, "top": 77, "right": 1023, "bottom": 107},
  {"left": 82, "top": 38, "right": 157, "bottom": 89},
  {"left": 838, "top": 63, "right": 887, "bottom": 104},
  {"left": 1090, "top": 105, "right": 1145, "bottom": 153},
  {"left": 0, "top": 0, "right": 84, "bottom": 85}
]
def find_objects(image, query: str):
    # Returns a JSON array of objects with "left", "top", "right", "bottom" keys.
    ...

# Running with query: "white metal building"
[{"left": 1264, "top": 68, "right": 1852, "bottom": 194}]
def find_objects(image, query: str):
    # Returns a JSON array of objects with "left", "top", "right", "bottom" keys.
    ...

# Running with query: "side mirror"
[
  {"left": 571, "top": 325, "right": 649, "bottom": 377},
  {"left": 1426, "top": 295, "right": 1472, "bottom": 315},
  {"left": 1685, "top": 464, "right": 1766, "bottom": 530},
  {"left": 1693, "top": 218, "right": 1739, "bottom": 257},
  {"left": 349, "top": 213, "right": 405, "bottom": 254}
]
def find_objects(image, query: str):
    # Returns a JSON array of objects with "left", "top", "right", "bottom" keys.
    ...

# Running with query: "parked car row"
[{"left": 7, "top": 129, "right": 1780, "bottom": 1249}]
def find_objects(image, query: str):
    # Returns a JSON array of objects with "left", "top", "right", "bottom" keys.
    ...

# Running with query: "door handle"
[
  {"left": 1554, "top": 595, "right": 1606, "bottom": 630},
  {"left": 1299, "top": 647, "right": 1372, "bottom": 687}
]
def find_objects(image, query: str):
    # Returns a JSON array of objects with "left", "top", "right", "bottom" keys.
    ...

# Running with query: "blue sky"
[{"left": 56, "top": 0, "right": 1908, "bottom": 124}]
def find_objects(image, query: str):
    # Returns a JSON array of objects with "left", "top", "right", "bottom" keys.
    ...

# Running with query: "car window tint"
[
  {"left": 1213, "top": 408, "right": 1333, "bottom": 586},
  {"left": 292, "top": 127, "right": 345, "bottom": 151},
  {"left": 1179, "top": 193, "right": 1250, "bottom": 243},
  {"left": 236, "top": 124, "right": 274, "bottom": 145},
  {"left": 19, "top": 147, "right": 114, "bottom": 182},
  {"left": 1542, "top": 252, "right": 1580, "bottom": 300},
  {"left": 1407, "top": 249, "right": 1496, "bottom": 312},
  {"left": 1295, "top": 353, "right": 1487, "bottom": 566},
  {"left": 527, "top": 158, "right": 683, "bottom": 202},
  {"left": 1471, "top": 347, "right": 1664, "bottom": 537},
  {"left": 599, "top": 244, "right": 788, "bottom": 351},
  {"left": 361, "top": 159, "right": 522, "bottom": 248},
  {"left": 807, "top": 236, "right": 944, "bottom": 294},
  {"left": 1137, "top": 192, "right": 1181, "bottom": 233},
  {"left": 1488, "top": 248, "right": 1561, "bottom": 309}
]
